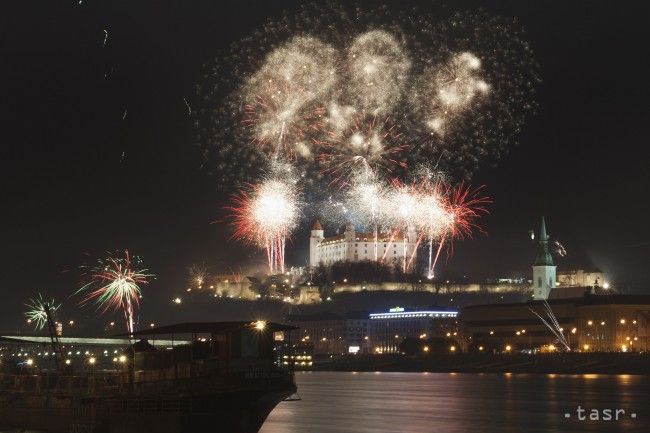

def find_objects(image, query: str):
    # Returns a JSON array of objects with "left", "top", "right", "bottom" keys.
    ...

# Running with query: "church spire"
[{"left": 534, "top": 216, "right": 554, "bottom": 266}]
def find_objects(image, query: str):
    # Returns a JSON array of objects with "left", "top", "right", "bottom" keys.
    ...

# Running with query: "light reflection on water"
[{"left": 260, "top": 372, "right": 649, "bottom": 433}]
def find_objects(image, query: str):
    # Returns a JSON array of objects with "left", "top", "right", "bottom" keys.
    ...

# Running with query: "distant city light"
[{"left": 254, "top": 320, "right": 266, "bottom": 331}]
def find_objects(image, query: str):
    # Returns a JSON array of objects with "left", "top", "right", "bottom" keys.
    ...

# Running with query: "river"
[{"left": 260, "top": 371, "right": 649, "bottom": 433}]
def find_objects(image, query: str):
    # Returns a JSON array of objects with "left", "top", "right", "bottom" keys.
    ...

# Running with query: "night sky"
[{"left": 1, "top": 1, "right": 649, "bottom": 331}]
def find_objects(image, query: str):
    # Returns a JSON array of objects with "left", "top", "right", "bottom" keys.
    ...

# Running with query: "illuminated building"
[
  {"left": 288, "top": 312, "right": 370, "bottom": 355},
  {"left": 369, "top": 308, "right": 459, "bottom": 354},
  {"left": 309, "top": 221, "right": 417, "bottom": 267},
  {"left": 461, "top": 295, "right": 650, "bottom": 352}
]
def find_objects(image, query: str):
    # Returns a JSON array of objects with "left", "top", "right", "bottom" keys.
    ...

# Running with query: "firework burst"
[
  {"left": 197, "top": 3, "right": 538, "bottom": 187},
  {"left": 343, "top": 30, "right": 411, "bottom": 115},
  {"left": 25, "top": 293, "right": 60, "bottom": 331},
  {"left": 187, "top": 263, "right": 210, "bottom": 289},
  {"left": 317, "top": 115, "right": 408, "bottom": 185},
  {"left": 77, "top": 250, "right": 154, "bottom": 333},
  {"left": 241, "top": 36, "right": 337, "bottom": 160},
  {"left": 414, "top": 52, "right": 490, "bottom": 136},
  {"left": 226, "top": 166, "right": 301, "bottom": 274}
]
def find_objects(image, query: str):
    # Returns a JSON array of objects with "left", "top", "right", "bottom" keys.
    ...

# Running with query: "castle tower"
[
  {"left": 309, "top": 220, "right": 324, "bottom": 267},
  {"left": 344, "top": 223, "right": 356, "bottom": 242},
  {"left": 532, "top": 216, "right": 556, "bottom": 299}
]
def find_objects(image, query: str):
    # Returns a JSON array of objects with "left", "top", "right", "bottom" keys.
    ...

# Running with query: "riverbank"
[{"left": 312, "top": 353, "right": 650, "bottom": 374}]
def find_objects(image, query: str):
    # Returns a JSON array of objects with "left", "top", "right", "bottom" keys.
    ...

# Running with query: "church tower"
[
  {"left": 309, "top": 220, "right": 324, "bottom": 267},
  {"left": 532, "top": 216, "right": 556, "bottom": 299}
]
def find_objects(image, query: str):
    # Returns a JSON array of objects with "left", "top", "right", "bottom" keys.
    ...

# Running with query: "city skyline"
[{"left": 1, "top": 1, "right": 649, "bottom": 333}]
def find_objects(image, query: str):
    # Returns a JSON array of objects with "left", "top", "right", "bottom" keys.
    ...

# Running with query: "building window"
[
  {"left": 538, "top": 277, "right": 542, "bottom": 288},
  {"left": 549, "top": 277, "right": 553, "bottom": 287}
]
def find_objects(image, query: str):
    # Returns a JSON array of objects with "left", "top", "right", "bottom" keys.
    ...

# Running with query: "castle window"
[
  {"left": 538, "top": 277, "right": 542, "bottom": 288},
  {"left": 549, "top": 277, "right": 553, "bottom": 287}
]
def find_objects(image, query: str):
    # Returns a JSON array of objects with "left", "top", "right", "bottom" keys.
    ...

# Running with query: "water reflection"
[{"left": 261, "top": 372, "right": 649, "bottom": 433}]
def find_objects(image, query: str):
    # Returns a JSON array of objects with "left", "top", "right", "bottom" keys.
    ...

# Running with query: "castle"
[{"left": 309, "top": 220, "right": 418, "bottom": 267}]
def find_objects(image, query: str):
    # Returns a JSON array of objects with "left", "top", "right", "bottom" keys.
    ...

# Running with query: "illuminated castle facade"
[{"left": 309, "top": 220, "right": 418, "bottom": 267}]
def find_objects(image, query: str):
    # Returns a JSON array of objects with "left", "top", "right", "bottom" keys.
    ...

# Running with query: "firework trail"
[
  {"left": 77, "top": 250, "right": 154, "bottom": 333},
  {"left": 183, "top": 97, "right": 192, "bottom": 117},
  {"left": 226, "top": 165, "right": 301, "bottom": 274},
  {"left": 529, "top": 300, "right": 571, "bottom": 351},
  {"left": 25, "top": 293, "right": 60, "bottom": 331},
  {"left": 103, "top": 29, "right": 108, "bottom": 47}
]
